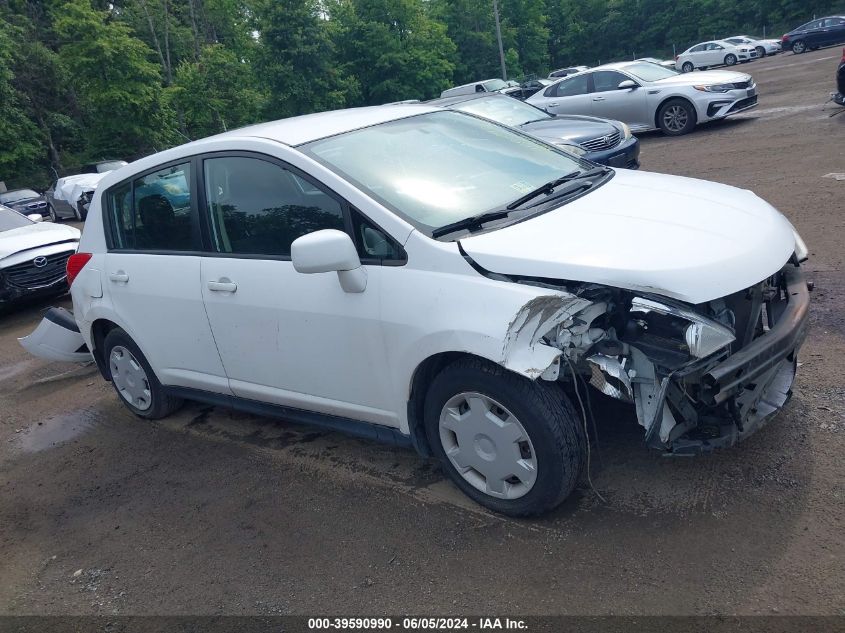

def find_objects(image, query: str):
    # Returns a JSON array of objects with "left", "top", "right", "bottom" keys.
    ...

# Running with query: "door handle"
[
  {"left": 547, "top": 102, "right": 560, "bottom": 107},
  {"left": 109, "top": 271, "right": 129, "bottom": 283},
  {"left": 207, "top": 278, "right": 237, "bottom": 293},
  {"left": 592, "top": 96, "right": 606, "bottom": 101}
]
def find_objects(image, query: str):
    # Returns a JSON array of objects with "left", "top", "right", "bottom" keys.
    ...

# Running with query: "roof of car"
[
  {"left": 208, "top": 103, "right": 440, "bottom": 147},
  {"left": 426, "top": 92, "right": 513, "bottom": 108}
]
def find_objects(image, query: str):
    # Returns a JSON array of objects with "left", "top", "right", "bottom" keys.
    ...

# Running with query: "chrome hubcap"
[
  {"left": 439, "top": 392, "right": 537, "bottom": 500},
  {"left": 794, "top": 42, "right": 805, "bottom": 53},
  {"left": 109, "top": 345, "right": 152, "bottom": 411},
  {"left": 726, "top": 55, "right": 736, "bottom": 65},
  {"left": 663, "top": 105, "right": 688, "bottom": 132}
]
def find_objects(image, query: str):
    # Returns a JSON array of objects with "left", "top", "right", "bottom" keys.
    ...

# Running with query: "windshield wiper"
[
  {"left": 506, "top": 166, "right": 609, "bottom": 210},
  {"left": 431, "top": 209, "right": 513, "bottom": 238}
]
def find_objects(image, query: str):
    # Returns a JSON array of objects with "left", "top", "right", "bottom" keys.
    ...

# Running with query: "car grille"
[
  {"left": 2, "top": 251, "right": 73, "bottom": 289},
  {"left": 25, "top": 201, "right": 47, "bottom": 211},
  {"left": 581, "top": 130, "right": 621, "bottom": 152}
]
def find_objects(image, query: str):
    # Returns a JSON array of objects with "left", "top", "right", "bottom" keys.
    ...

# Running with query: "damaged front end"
[{"left": 524, "top": 262, "right": 810, "bottom": 454}]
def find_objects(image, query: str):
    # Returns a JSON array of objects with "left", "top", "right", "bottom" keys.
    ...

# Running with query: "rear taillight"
[
  {"left": 66, "top": 252, "right": 92, "bottom": 287},
  {"left": 782, "top": 34, "right": 789, "bottom": 42},
  {"left": 674, "top": 55, "right": 679, "bottom": 61}
]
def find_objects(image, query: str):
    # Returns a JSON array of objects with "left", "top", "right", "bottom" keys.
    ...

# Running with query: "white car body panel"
[
  {"left": 676, "top": 40, "right": 757, "bottom": 72},
  {"left": 459, "top": 169, "right": 795, "bottom": 304},
  {"left": 0, "top": 223, "right": 79, "bottom": 261},
  {"left": 53, "top": 173, "right": 108, "bottom": 204}
]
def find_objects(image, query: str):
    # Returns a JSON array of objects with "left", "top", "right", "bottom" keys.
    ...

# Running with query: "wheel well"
[
  {"left": 90, "top": 319, "right": 119, "bottom": 380},
  {"left": 654, "top": 96, "right": 697, "bottom": 129},
  {"left": 407, "top": 351, "right": 476, "bottom": 457}
]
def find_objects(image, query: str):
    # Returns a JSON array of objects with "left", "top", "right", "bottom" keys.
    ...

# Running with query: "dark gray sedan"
[
  {"left": 428, "top": 93, "right": 640, "bottom": 168},
  {"left": 0, "top": 189, "right": 50, "bottom": 220}
]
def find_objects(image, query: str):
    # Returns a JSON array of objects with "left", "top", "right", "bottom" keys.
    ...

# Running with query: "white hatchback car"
[
  {"left": 22, "top": 105, "right": 810, "bottom": 516},
  {"left": 676, "top": 40, "right": 758, "bottom": 72}
]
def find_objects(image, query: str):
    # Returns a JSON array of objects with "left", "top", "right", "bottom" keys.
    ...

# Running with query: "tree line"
[{"left": 0, "top": 0, "right": 840, "bottom": 188}]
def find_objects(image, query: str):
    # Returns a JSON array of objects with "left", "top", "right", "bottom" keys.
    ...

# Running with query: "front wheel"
[
  {"left": 103, "top": 328, "right": 183, "bottom": 419},
  {"left": 756, "top": 46, "right": 766, "bottom": 58},
  {"left": 681, "top": 61, "right": 694, "bottom": 73},
  {"left": 423, "top": 357, "right": 585, "bottom": 517},
  {"left": 792, "top": 41, "right": 806, "bottom": 54},
  {"left": 724, "top": 53, "right": 737, "bottom": 66},
  {"left": 48, "top": 204, "right": 58, "bottom": 223},
  {"left": 657, "top": 98, "right": 697, "bottom": 136}
]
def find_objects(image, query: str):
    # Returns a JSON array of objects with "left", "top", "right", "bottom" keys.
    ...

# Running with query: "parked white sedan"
[
  {"left": 527, "top": 61, "right": 758, "bottom": 135},
  {"left": 676, "top": 40, "right": 758, "bottom": 72},
  {"left": 21, "top": 105, "right": 808, "bottom": 516},
  {"left": 725, "top": 35, "right": 781, "bottom": 57}
]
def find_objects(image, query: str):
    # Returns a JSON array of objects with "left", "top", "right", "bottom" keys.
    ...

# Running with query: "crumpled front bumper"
[{"left": 666, "top": 263, "right": 810, "bottom": 454}]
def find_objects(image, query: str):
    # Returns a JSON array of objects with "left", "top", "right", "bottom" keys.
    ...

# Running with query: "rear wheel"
[
  {"left": 657, "top": 98, "right": 697, "bottom": 136},
  {"left": 48, "top": 204, "right": 58, "bottom": 223},
  {"left": 423, "top": 357, "right": 585, "bottom": 517},
  {"left": 792, "top": 40, "right": 806, "bottom": 54},
  {"left": 681, "top": 61, "right": 694, "bottom": 73},
  {"left": 103, "top": 328, "right": 183, "bottom": 419},
  {"left": 724, "top": 53, "right": 737, "bottom": 66}
]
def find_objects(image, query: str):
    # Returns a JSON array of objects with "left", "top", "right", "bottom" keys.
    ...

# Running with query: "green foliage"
[{"left": 1, "top": 0, "right": 844, "bottom": 187}]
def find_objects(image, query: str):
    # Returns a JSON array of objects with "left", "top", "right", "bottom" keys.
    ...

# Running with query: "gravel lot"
[{"left": 1, "top": 48, "right": 843, "bottom": 617}]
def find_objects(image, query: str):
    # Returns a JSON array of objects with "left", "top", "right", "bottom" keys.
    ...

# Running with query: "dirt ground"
[{"left": 0, "top": 48, "right": 843, "bottom": 617}]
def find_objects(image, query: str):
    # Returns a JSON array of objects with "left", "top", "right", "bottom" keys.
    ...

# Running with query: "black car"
[
  {"left": 835, "top": 48, "right": 845, "bottom": 105},
  {"left": 0, "top": 189, "right": 49, "bottom": 219},
  {"left": 428, "top": 93, "right": 640, "bottom": 169},
  {"left": 501, "top": 78, "right": 554, "bottom": 101},
  {"left": 782, "top": 15, "right": 845, "bottom": 54}
]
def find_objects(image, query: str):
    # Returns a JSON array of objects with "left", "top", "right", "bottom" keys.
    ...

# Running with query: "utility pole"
[{"left": 493, "top": 0, "right": 507, "bottom": 80}]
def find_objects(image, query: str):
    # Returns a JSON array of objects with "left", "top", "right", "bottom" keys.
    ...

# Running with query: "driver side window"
[
  {"left": 592, "top": 71, "right": 629, "bottom": 93},
  {"left": 553, "top": 73, "right": 589, "bottom": 97}
]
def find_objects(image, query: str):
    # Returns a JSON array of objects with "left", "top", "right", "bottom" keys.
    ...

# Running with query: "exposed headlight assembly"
[{"left": 630, "top": 297, "right": 735, "bottom": 359}]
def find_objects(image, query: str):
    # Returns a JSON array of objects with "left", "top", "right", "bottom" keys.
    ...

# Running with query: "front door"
[
  {"left": 197, "top": 153, "right": 399, "bottom": 427},
  {"left": 588, "top": 70, "right": 649, "bottom": 128},
  {"left": 530, "top": 72, "right": 592, "bottom": 116}
]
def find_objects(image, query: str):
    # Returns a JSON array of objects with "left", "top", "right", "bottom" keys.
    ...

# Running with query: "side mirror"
[
  {"left": 291, "top": 229, "right": 367, "bottom": 293},
  {"left": 27, "top": 213, "right": 44, "bottom": 223},
  {"left": 618, "top": 80, "right": 638, "bottom": 90}
]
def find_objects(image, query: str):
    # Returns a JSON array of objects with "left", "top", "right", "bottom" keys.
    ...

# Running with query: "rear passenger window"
[
  {"left": 203, "top": 156, "right": 344, "bottom": 258},
  {"left": 108, "top": 162, "right": 197, "bottom": 251},
  {"left": 553, "top": 73, "right": 589, "bottom": 97}
]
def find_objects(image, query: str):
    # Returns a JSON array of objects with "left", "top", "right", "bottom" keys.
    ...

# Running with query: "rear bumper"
[
  {"left": 18, "top": 307, "right": 92, "bottom": 363},
  {"left": 586, "top": 136, "right": 640, "bottom": 169}
]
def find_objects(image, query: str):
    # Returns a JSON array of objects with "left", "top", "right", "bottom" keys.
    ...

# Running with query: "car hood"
[
  {"left": 521, "top": 115, "right": 619, "bottom": 144},
  {"left": 459, "top": 169, "right": 796, "bottom": 304},
  {"left": 6, "top": 196, "right": 44, "bottom": 207},
  {"left": 653, "top": 70, "right": 751, "bottom": 86},
  {"left": 0, "top": 223, "right": 80, "bottom": 261}
]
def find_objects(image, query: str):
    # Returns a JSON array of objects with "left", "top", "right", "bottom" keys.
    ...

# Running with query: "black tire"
[
  {"left": 76, "top": 201, "right": 87, "bottom": 221},
  {"left": 724, "top": 53, "right": 737, "bottom": 66},
  {"left": 103, "top": 327, "right": 183, "bottom": 419},
  {"left": 657, "top": 98, "right": 697, "bottom": 136},
  {"left": 792, "top": 40, "right": 806, "bottom": 54},
  {"left": 681, "top": 61, "right": 694, "bottom": 73},
  {"left": 423, "top": 357, "right": 585, "bottom": 517},
  {"left": 48, "top": 204, "right": 58, "bottom": 223},
  {"left": 756, "top": 46, "right": 766, "bottom": 58}
]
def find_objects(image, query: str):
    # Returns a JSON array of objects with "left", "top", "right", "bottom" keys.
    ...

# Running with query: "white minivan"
[{"left": 21, "top": 104, "right": 810, "bottom": 516}]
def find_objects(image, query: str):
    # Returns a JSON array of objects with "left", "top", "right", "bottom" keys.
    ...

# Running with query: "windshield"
[
  {"left": 0, "top": 189, "right": 39, "bottom": 203},
  {"left": 482, "top": 79, "right": 507, "bottom": 92},
  {"left": 622, "top": 62, "right": 679, "bottom": 82},
  {"left": 0, "top": 207, "right": 31, "bottom": 231},
  {"left": 303, "top": 111, "right": 584, "bottom": 232},
  {"left": 453, "top": 97, "right": 551, "bottom": 127}
]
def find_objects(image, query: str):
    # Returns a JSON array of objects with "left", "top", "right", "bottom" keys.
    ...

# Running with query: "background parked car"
[
  {"left": 46, "top": 159, "right": 127, "bottom": 221},
  {"left": 440, "top": 78, "right": 509, "bottom": 98},
  {"left": 0, "top": 204, "right": 79, "bottom": 310},
  {"left": 635, "top": 57, "right": 677, "bottom": 69},
  {"left": 782, "top": 16, "right": 845, "bottom": 54},
  {"left": 676, "top": 40, "right": 757, "bottom": 72},
  {"left": 835, "top": 47, "right": 845, "bottom": 105},
  {"left": 548, "top": 66, "right": 589, "bottom": 78},
  {"left": 0, "top": 189, "right": 50, "bottom": 220},
  {"left": 724, "top": 35, "right": 781, "bottom": 57},
  {"left": 502, "top": 78, "right": 554, "bottom": 100},
  {"left": 527, "top": 61, "right": 757, "bottom": 135},
  {"left": 429, "top": 93, "right": 640, "bottom": 168}
]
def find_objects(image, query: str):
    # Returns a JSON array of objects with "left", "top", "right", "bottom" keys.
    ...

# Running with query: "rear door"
[
  {"left": 588, "top": 70, "right": 649, "bottom": 128},
  {"left": 823, "top": 17, "right": 845, "bottom": 46},
  {"left": 102, "top": 161, "right": 230, "bottom": 394},
  {"left": 530, "top": 73, "right": 592, "bottom": 115}
]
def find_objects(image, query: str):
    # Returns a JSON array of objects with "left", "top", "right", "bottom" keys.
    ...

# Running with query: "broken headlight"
[{"left": 630, "top": 297, "right": 735, "bottom": 359}]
